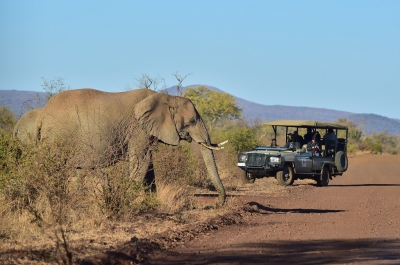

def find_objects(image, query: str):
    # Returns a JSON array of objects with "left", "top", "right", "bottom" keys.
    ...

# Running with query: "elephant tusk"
[
  {"left": 217, "top": 140, "right": 228, "bottom": 147},
  {"left": 200, "top": 142, "right": 225, "bottom": 150}
]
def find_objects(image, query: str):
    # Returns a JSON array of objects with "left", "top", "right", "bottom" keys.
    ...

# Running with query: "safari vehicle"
[{"left": 237, "top": 120, "right": 349, "bottom": 186}]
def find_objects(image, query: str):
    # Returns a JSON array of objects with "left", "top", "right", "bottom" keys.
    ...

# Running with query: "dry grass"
[{"left": 0, "top": 127, "right": 244, "bottom": 263}]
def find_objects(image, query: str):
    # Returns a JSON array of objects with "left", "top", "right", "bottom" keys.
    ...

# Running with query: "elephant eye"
[{"left": 187, "top": 117, "right": 196, "bottom": 126}]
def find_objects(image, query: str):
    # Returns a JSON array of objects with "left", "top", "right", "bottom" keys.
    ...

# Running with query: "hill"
[
  {"left": 167, "top": 85, "right": 400, "bottom": 136},
  {"left": 347, "top": 113, "right": 400, "bottom": 136},
  {"left": 0, "top": 90, "right": 47, "bottom": 118},
  {"left": 1, "top": 87, "right": 400, "bottom": 136}
]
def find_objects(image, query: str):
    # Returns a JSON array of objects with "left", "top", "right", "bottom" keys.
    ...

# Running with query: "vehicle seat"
[
  {"left": 324, "top": 140, "right": 336, "bottom": 157},
  {"left": 337, "top": 138, "right": 346, "bottom": 151},
  {"left": 284, "top": 141, "right": 301, "bottom": 149},
  {"left": 293, "top": 142, "right": 301, "bottom": 150}
]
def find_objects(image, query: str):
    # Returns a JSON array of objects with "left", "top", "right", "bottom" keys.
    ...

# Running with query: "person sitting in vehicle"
[
  {"left": 293, "top": 130, "right": 304, "bottom": 145},
  {"left": 323, "top": 128, "right": 338, "bottom": 156},
  {"left": 315, "top": 131, "right": 321, "bottom": 142},
  {"left": 270, "top": 138, "right": 278, "bottom": 147},
  {"left": 284, "top": 133, "right": 301, "bottom": 149},
  {"left": 303, "top": 127, "right": 313, "bottom": 143},
  {"left": 307, "top": 139, "right": 321, "bottom": 156},
  {"left": 323, "top": 128, "right": 338, "bottom": 143},
  {"left": 286, "top": 130, "right": 303, "bottom": 145}
]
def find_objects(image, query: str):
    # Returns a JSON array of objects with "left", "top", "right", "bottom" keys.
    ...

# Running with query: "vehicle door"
[{"left": 294, "top": 152, "right": 313, "bottom": 173}]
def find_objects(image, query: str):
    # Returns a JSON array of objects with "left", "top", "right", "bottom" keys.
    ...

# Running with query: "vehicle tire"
[
  {"left": 317, "top": 166, "right": 330, "bottom": 186},
  {"left": 276, "top": 164, "right": 295, "bottom": 186},
  {"left": 241, "top": 170, "right": 256, "bottom": 184},
  {"left": 335, "top": 151, "right": 348, "bottom": 172}
]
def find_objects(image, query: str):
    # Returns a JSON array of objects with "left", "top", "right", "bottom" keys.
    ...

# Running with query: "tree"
[
  {"left": 41, "top": 77, "right": 69, "bottom": 100},
  {"left": 22, "top": 77, "right": 69, "bottom": 111},
  {"left": 183, "top": 86, "right": 242, "bottom": 130},
  {"left": 336, "top": 118, "right": 363, "bottom": 142}
]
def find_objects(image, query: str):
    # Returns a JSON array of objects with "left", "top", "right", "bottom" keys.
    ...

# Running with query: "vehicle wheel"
[
  {"left": 276, "top": 164, "right": 295, "bottom": 186},
  {"left": 241, "top": 171, "right": 256, "bottom": 184},
  {"left": 317, "top": 167, "right": 330, "bottom": 186},
  {"left": 335, "top": 151, "right": 348, "bottom": 172}
]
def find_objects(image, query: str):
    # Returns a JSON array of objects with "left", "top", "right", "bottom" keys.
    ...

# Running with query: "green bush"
[
  {"left": 220, "top": 125, "right": 261, "bottom": 154},
  {"left": 0, "top": 106, "right": 16, "bottom": 133},
  {"left": 359, "top": 132, "right": 399, "bottom": 154},
  {"left": 347, "top": 143, "right": 358, "bottom": 154}
]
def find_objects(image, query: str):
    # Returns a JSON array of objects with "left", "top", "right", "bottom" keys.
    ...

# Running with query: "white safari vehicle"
[{"left": 237, "top": 120, "right": 349, "bottom": 186}]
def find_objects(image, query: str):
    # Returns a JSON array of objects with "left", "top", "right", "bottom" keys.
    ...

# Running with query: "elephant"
[
  {"left": 32, "top": 88, "right": 227, "bottom": 205},
  {"left": 13, "top": 107, "right": 43, "bottom": 143}
]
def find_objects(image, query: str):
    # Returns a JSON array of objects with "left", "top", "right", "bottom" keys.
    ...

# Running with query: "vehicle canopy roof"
[{"left": 263, "top": 120, "right": 348, "bottom": 130}]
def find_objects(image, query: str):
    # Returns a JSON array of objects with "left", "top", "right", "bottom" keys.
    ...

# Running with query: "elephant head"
[
  {"left": 134, "top": 93, "right": 227, "bottom": 205},
  {"left": 13, "top": 108, "right": 43, "bottom": 143}
]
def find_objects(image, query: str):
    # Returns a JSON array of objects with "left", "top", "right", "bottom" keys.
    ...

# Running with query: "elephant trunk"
[
  {"left": 200, "top": 145, "right": 226, "bottom": 206},
  {"left": 187, "top": 113, "right": 226, "bottom": 205}
]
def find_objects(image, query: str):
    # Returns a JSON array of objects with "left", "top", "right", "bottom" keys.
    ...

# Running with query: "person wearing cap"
[{"left": 284, "top": 132, "right": 302, "bottom": 149}]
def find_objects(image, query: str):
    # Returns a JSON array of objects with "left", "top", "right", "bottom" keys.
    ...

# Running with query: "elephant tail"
[
  {"left": 34, "top": 120, "right": 42, "bottom": 145},
  {"left": 12, "top": 123, "right": 19, "bottom": 140}
]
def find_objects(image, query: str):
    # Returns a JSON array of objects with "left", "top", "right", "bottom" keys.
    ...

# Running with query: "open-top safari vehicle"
[{"left": 237, "top": 120, "right": 349, "bottom": 186}]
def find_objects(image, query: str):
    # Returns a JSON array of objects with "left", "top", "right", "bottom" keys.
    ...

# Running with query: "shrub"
[
  {"left": 101, "top": 162, "right": 158, "bottom": 218},
  {"left": 214, "top": 123, "right": 261, "bottom": 154},
  {"left": 347, "top": 143, "right": 358, "bottom": 154},
  {"left": 0, "top": 106, "right": 16, "bottom": 133},
  {"left": 152, "top": 142, "right": 199, "bottom": 213}
]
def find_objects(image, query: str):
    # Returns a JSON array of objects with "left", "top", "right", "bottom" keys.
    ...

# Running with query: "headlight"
[
  {"left": 238, "top": 153, "right": 247, "bottom": 162},
  {"left": 270, "top": 156, "right": 280, "bottom": 163}
]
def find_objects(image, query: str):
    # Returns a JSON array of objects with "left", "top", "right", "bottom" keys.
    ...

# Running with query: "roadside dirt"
[{"left": 2, "top": 154, "right": 400, "bottom": 264}]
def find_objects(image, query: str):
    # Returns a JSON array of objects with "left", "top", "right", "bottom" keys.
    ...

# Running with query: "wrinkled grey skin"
[
  {"left": 13, "top": 108, "right": 43, "bottom": 143},
  {"left": 30, "top": 88, "right": 226, "bottom": 205}
]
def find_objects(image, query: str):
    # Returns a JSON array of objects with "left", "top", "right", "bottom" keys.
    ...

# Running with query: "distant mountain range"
[
  {"left": 1, "top": 87, "right": 400, "bottom": 136},
  {"left": 0, "top": 90, "right": 46, "bottom": 117}
]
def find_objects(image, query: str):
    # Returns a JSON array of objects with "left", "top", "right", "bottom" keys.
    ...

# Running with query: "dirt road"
[
  {"left": 2, "top": 154, "right": 400, "bottom": 264},
  {"left": 148, "top": 154, "right": 400, "bottom": 264}
]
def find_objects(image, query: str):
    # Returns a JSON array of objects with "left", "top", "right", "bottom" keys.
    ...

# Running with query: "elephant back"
[{"left": 36, "top": 88, "right": 158, "bottom": 168}]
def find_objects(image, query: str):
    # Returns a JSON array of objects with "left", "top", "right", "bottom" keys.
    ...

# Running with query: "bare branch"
[
  {"left": 134, "top": 74, "right": 167, "bottom": 92},
  {"left": 173, "top": 72, "right": 192, "bottom": 96}
]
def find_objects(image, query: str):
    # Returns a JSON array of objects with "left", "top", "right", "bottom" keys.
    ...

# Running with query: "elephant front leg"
[{"left": 128, "top": 138, "right": 155, "bottom": 188}]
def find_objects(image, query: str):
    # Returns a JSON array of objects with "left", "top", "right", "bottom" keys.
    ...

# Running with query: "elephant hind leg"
[{"left": 144, "top": 161, "right": 156, "bottom": 192}]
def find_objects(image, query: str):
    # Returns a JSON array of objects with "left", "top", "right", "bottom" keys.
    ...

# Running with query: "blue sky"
[{"left": 1, "top": 1, "right": 399, "bottom": 119}]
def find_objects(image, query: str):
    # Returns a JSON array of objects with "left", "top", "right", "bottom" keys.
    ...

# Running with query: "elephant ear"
[{"left": 134, "top": 93, "right": 180, "bottom": 145}]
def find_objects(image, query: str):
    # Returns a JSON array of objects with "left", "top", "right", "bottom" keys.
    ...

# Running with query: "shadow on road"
[
  {"left": 246, "top": 201, "right": 345, "bottom": 214},
  {"left": 150, "top": 238, "right": 400, "bottom": 265},
  {"left": 328, "top": 184, "right": 400, "bottom": 187}
]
